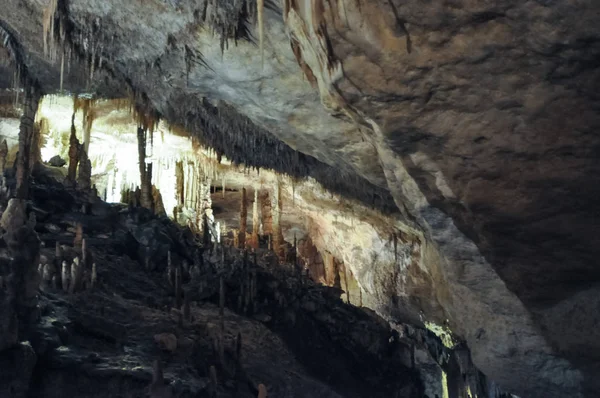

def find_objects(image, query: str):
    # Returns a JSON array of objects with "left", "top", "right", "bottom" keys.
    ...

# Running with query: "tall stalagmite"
[
  {"left": 0, "top": 140, "right": 8, "bottom": 174},
  {"left": 77, "top": 148, "right": 92, "bottom": 192},
  {"left": 28, "top": 118, "right": 47, "bottom": 171},
  {"left": 66, "top": 112, "right": 80, "bottom": 186},
  {"left": 271, "top": 181, "right": 284, "bottom": 261},
  {"left": 137, "top": 127, "right": 153, "bottom": 210},
  {"left": 175, "top": 160, "right": 184, "bottom": 209},
  {"left": 239, "top": 187, "right": 247, "bottom": 248},
  {"left": 251, "top": 189, "right": 259, "bottom": 249},
  {"left": 15, "top": 87, "right": 41, "bottom": 199},
  {"left": 259, "top": 190, "right": 272, "bottom": 235}
]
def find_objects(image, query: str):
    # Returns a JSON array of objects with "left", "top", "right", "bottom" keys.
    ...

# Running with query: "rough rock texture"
[
  {"left": 0, "top": 170, "right": 493, "bottom": 398},
  {"left": 1, "top": 0, "right": 600, "bottom": 397}
]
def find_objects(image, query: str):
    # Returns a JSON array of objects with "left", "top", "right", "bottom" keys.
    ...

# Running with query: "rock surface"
[
  {"left": 0, "top": 169, "right": 503, "bottom": 398},
  {"left": 1, "top": 0, "right": 599, "bottom": 396}
]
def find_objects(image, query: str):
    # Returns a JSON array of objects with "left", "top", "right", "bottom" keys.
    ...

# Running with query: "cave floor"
[{"left": 0, "top": 166, "right": 424, "bottom": 398}]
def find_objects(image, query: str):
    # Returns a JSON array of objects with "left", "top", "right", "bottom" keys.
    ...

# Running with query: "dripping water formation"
[{"left": 1, "top": 1, "right": 600, "bottom": 398}]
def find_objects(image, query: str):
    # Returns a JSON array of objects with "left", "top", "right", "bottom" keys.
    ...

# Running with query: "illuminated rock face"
[{"left": 2, "top": 0, "right": 600, "bottom": 396}]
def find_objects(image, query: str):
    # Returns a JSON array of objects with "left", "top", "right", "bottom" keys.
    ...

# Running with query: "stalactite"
[
  {"left": 257, "top": 0, "right": 265, "bottom": 68},
  {"left": 251, "top": 189, "right": 259, "bottom": 248},
  {"left": 239, "top": 187, "right": 247, "bottom": 248},
  {"left": 16, "top": 88, "right": 41, "bottom": 199},
  {"left": 59, "top": 49, "right": 64, "bottom": 92},
  {"left": 42, "top": 0, "right": 58, "bottom": 59}
]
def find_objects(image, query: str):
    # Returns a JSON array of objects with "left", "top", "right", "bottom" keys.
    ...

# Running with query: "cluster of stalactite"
[{"left": 163, "top": 93, "right": 399, "bottom": 214}]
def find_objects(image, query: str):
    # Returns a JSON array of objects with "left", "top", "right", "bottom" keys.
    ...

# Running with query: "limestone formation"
[
  {"left": 209, "top": 365, "right": 217, "bottom": 398},
  {"left": 0, "top": 139, "right": 8, "bottom": 174},
  {"left": 149, "top": 359, "right": 171, "bottom": 398},
  {"left": 182, "top": 293, "right": 190, "bottom": 322},
  {"left": 152, "top": 185, "right": 166, "bottom": 216},
  {"left": 77, "top": 148, "right": 92, "bottom": 192},
  {"left": 174, "top": 265, "right": 182, "bottom": 309},
  {"left": 1, "top": 199, "right": 27, "bottom": 238},
  {"left": 15, "top": 88, "right": 41, "bottom": 199},
  {"left": 91, "top": 263, "right": 97, "bottom": 288},
  {"left": 74, "top": 223, "right": 83, "bottom": 248},
  {"left": 2, "top": 215, "right": 41, "bottom": 346},
  {"left": 257, "top": 384, "right": 267, "bottom": 398},
  {"left": 137, "top": 127, "right": 154, "bottom": 210},
  {"left": 259, "top": 190, "right": 272, "bottom": 235},
  {"left": 29, "top": 117, "right": 48, "bottom": 170},
  {"left": 239, "top": 187, "right": 247, "bottom": 248},
  {"left": 175, "top": 160, "right": 184, "bottom": 208},
  {"left": 271, "top": 182, "right": 284, "bottom": 262},
  {"left": 66, "top": 112, "right": 80, "bottom": 186},
  {"left": 61, "top": 261, "right": 69, "bottom": 293},
  {"left": 251, "top": 189, "right": 259, "bottom": 249}
]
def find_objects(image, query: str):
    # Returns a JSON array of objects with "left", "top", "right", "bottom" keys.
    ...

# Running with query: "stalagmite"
[
  {"left": 29, "top": 118, "right": 47, "bottom": 171},
  {"left": 69, "top": 257, "right": 83, "bottom": 294},
  {"left": 239, "top": 187, "right": 247, "bottom": 248},
  {"left": 175, "top": 160, "right": 184, "bottom": 208},
  {"left": 258, "top": 384, "right": 267, "bottom": 398},
  {"left": 137, "top": 127, "right": 153, "bottom": 210},
  {"left": 66, "top": 112, "right": 80, "bottom": 186},
  {"left": 183, "top": 293, "right": 190, "bottom": 322},
  {"left": 61, "top": 261, "right": 69, "bottom": 292},
  {"left": 209, "top": 366, "right": 218, "bottom": 398},
  {"left": 175, "top": 265, "right": 182, "bottom": 308},
  {"left": 91, "top": 263, "right": 97, "bottom": 288},
  {"left": 271, "top": 181, "right": 284, "bottom": 262},
  {"left": 259, "top": 190, "right": 272, "bottom": 235},
  {"left": 2, "top": 207, "right": 41, "bottom": 346},
  {"left": 15, "top": 88, "right": 41, "bottom": 199},
  {"left": 74, "top": 223, "right": 83, "bottom": 248},
  {"left": 152, "top": 185, "right": 166, "bottom": 216},
  {"left": 0, "top": 139, "right": 8, "bottom": 174},
  {"left": 42, "top": 263, "right": 53, "bottom": 287},
  {"left": 251, "top": 189, "right": 259, "bottom": 248},
  {"left": 77, "top": 149, "right": 92, "bottom": 192},
  {"left": 219, "top": 275, "right": 225, "bottom": 364},
  {"left": 342, "top": 262, "right": 350, "bottom": 304}
]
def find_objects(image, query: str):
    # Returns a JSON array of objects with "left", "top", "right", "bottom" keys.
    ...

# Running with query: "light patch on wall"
[{"left": 37, "top": 95, "right": 197, "bottom": 216}]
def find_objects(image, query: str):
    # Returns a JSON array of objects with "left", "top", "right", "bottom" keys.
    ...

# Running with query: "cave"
[{"left": 0, "top": 1, "right": 599, "bottom": 397}]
